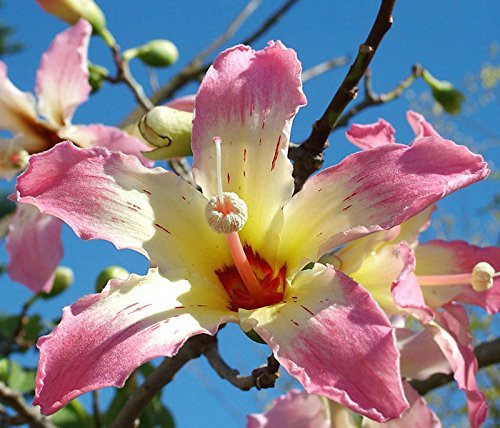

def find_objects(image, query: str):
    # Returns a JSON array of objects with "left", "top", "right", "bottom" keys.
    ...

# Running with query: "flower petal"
[
  {"left": 247, "top": 390, "right": 331, "bottom": 428},
  {"left": 406, "top": 111, "right": 441, "bottom": 139},
  {"left": 390, "top": 243, "right": 434, "bottom": 323},
  {"left": 35, "top": 20, "right": 91, "bottom": 127},
  {"left": 362, "top": 382, "right": 441, "bottom": 428},
  {"left": 34, "top": 268, "right": 235, "bottom": 415},
  {"left": 192, "top": 42, "right": 306, "bottom": 262},
  {"left": 240, "top": 264, "right": 408, "bottom": 422},
  {"left": 0, "top": 62, "right": 57, "bottom": 152},
  {"left": 6, "top": 204, "right": 62, "bottom": 293},
  {"left": 16, "top": 142, "right": 232, "bottom": 283},
  {"left": 59, "top": 124, "right": 154, "bottom": 167},
  {"left": 396, "top": 328, "right": 451, "bottom": 381},
  {"left": 345, "top": 119, "right": 396, "bottom": 150},
  {"left": 427, "top": 304, "right": 487, "bottom": 427},
  {"left": 279, "top": 137, "right": 489, "bottom": 272},
  {"left": 415, "top": 240, "right": 500, "bottom": 314}
]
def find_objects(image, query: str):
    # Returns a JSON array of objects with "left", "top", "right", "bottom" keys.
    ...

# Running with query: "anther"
[
  {"left": 471, "top": 262, "right": 495, "bottom": 292},
  {"left": 205, "top": 192, "right": 248, "bottom": 234}
]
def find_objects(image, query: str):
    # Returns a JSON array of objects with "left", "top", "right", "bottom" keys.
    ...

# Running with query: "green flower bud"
[
  {"left": 132, "top": 39, "right": 179, "bottom": 68},
  {"left": 139, "top": 106, "right": 193, "bottom": 159},
  {"left": 422, "top": 69, "right": 465, "bottom": 115},
  {"left": 95, "top": 265, "right": 129, "bottom": 293},
  {"left": 244, "top": 329, "right": 267, "bottom": 345},
  {"left": 88, "top": 63, "right": 108, "bottom": 93},
  {"left": 36, "top": 0, "right": 115, "bottom": 46},
  {"left": 40, "top": 266, "right": 74, "bottom": 299}
]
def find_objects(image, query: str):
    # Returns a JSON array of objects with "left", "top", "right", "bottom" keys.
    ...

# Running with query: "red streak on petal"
[
  {"left": 142, "top": 189, "right": 152, "bottom": 195},
  {"left": 227, "top": 173, "right": 231, "bottom": 184},
  {"left": 342, "top": 204, "right": 352, "bottom": 211},
  {"left": 154, "top": 223, "right": 171, "bottom": 234},
  {"left": 271, "top": 135, "right": 282, "bottom": 171},
  {"left": 243, "top": 148, "right": 247, "bottom": 162}
]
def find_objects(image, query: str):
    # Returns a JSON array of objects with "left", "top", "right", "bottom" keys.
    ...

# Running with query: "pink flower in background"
[
  {"left": 17, "top": 42, "right": 488, "bottom": 420},
  {"left": 320, "top": 112, "right": 500, "bottom": 427},
  {"left": 0, "top": 19, "right": 152, "bottom": 293}
]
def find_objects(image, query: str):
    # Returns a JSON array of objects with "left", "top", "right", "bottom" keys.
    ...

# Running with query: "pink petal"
[
  {"left": 36, "top": 20, "right": 92, "bottom": 127},
  {"left": 363, "top": 382, "right": 441, "bottom": 428},
  {"left": 279, "top": 136, "right": 489, "bottom": 272},
  {"left": 396, "top": 328, "right": 451, "bottom": 381},
  {"left": 241, "top": 264, "right": 409, "bottom": 422},
  {"left": 415, "top": 240, "right": 500, "bottom": 314},
  {"left": 429, "top": 304, "right": 488, "bottom": 427},
  {"left": 59, "top": 124, "right": 154, "bottom": 167},
  {"left": 16, "top": 142, "right": 231, "bottom": 283},
  {"left": 406, "top": 111, "right": 441, "bottom": 139},
  {"left": 346, "top": 119, "right": 396, "bottom": 150},
  {"left": 391, "top": 243, "right": 434, "bottom": 323},
  {"left": 6, "top": 204, "right": 62, "bottom": 293},
  {"left": 34, "top": 268, "right": 235, "bottom": 415},
  {"left": 247, "top": 390, "right": 331, "bottom": 428},
  {"left": 0, "top": 62, "right": 56, "bottom": 153},
  {"left": 166, "top": 94, "right": 196, "bottom": 112},
  {"left": 192, "top": 42, "right": 306, "bottom": 260}
]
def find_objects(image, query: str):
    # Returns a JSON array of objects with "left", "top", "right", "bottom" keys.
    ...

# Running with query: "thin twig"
[
  {"left": 168, "top": 159, "right": 196, "bottom": 187},
  {"left": 109, "top": 335, "right": 216, "bottom": 428},
  {"left": 119, "top": 0, "right": 301, "bottom": 128},
  {"left": 335, "top": 64, "right": 423, "bottom": 128},
  {"left": 290, "top": 0, "right": 397, "bottom": 191},
  {"left": 108, "top": 45, "right": 154, "bottom": 111},
  {"left": 411, "top": 337, "right": 500, "bottom": 395},
  {"left": 193, "top": 0, "right": 262, "bottom": 65},
  {"left": 302, "top": 56, "right": 349, "bottom": 83},
  {"left": 1, "top": 295, "right": 38, "bottom": 356},
  {"left": 0, "top": 382, "right": 55, "bottom": 428},
  {"left": 92, "top": 390, "right": 102, "bottom": 428},
  {"left": 203, "top": 338, "right": 279, "bottom": 390}
]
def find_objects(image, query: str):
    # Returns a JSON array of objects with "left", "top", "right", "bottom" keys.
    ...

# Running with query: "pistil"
[
  {"left": 206, "top": 136, "right": 265, "bottom": 304},
  {"left": 417, "top": 261, "right": 498, "bottom": 292}
]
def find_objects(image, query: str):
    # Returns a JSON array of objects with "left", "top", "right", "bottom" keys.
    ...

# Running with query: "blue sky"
[{"left": 1, "top": 1, "right": 498, "bottom": 426}]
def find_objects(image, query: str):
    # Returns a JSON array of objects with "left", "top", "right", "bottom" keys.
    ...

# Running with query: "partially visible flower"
[
  {"left": 324, "top": 111, "right": 499, "bottom": 427},
  {"left": 1, "top": 19, "right": 151, "bottom": 293},
  {"left": 17, "top": 42, "right": 488, "bottom": 420}
]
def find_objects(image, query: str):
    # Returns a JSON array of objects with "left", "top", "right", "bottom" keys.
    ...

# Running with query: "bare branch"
[
  {"left": 335, "top": 64, "right": 423, "bottom": 128},
  {"left": 119, "top": 0, "right": 301, "bottom": 128},
  {"left": 193, "top": 0, "right": 262, "bottom": 65},
  {"left": 110, "top": 335, "right": 216, "bottom": 428},
  {"left": 410, "top": 337, "right": 500, "bottom": 395},
  {"left": 290, "top": 0, "right": 397, "bottom": 191},
  {"left": 240, "top": 0, "right": 301, "bottom": 46},
  {"left": 168, "top": 158, "right": 196, "bottom": 187},
  {"left": 203, "top": 338, "right": 279, "bottom": 390},
  {"left": 0, "top": 382, "right": 54, "bottom": 428},
  {"left": 302, "top": 56, "right": 349, "bottom": 83}
]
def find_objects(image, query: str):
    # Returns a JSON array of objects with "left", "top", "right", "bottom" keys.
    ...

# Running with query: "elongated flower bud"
[
  {"left": 422, "top": 69, "right": 465, "bottom": 115},
  {"left": 95, "top": 265, "right": 129, "bottom": 293},
  {"left": 125, "top": 39, "right": 179, "bottom": 68},
  {"left": 139, "top": 106, "right": 193, "bottom": 159},
  {"left": 40, "top": 267, "right": 74, "bottom": 299}
]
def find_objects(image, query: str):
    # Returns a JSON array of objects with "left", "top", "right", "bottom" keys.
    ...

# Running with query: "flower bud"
[
  {"left": 422, "top": 69, "right": 465, "bottom": 115},
  {"left": 36, "top": 0, "right": 115, "bottom": 45},
  {"left": 139, "top": 106, "right": 193, "bottom": 159},
  {"left": 88, "top": 63, "right": 108, "bottom": 93},
  {"left": 40, "top": 266, "right": 73, "bottom": 299},
  {"left": 95, "top": 265, "right": 129, "bottom": 293},
  {"left": 131, "top": 39, "right": 179, "bottom": 68}
]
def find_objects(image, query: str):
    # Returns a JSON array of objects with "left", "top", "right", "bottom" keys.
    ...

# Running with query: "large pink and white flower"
[
  {"left": 1, "top": 19, "right": 151, "bottom": 293},
  {"left": 17, "top": 42, "right": 488, "bottom": 420}
]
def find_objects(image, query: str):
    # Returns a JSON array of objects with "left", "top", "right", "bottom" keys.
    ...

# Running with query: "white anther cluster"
[
  {"left": 205, "top": 192, "right": 248, "bottom": 234},
  {"left": 471, "top": 262, "right": 495, "bottom": 292}
]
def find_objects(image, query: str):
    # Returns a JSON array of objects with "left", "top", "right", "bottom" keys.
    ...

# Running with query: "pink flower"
[
  {"left": 1, "top": 19, "right": 151, "bottom": 293},
  {"left": 324, "top": 112, "right": 499, "bottom": 426},
  {"left": 17, "top": 42, "right": 488, "bottom": 420}
]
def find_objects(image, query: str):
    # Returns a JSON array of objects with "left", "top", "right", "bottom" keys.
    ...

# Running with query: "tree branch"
[
  {"left": 0, "top": 382, "right": 54, "bottom": 428},
  {"left": 203, "top": 337, "right": 280, "bottom": 390},
  {"left": 119, "top": 0, "right": 301, "bottom": 128},
  {"left": 290, "top": 0, "right": 397, "bottom": 191},
  {"left": 410, "top": 337, "right": 500, "bottom": 395},
  {"left": 109, "top": 335, "right": 216, "bottom": 428},
  {"left": 302, "top": 56, "right": 349, "bottom": 83}
]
